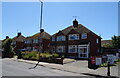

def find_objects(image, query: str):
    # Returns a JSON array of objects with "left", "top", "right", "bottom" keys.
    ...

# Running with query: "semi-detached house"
[
  {"left": 50, "top": 19, "right": 102, "bottom": 59},
  {"left": 24, "top": 29, "right": 51, "bottom": 52}
]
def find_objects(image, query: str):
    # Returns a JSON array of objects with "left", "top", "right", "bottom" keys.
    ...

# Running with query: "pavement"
[{"left": 9, "top": 57, "right": 120, "bottom": 77}]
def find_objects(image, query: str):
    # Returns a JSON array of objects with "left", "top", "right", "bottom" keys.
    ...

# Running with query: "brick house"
[
  {"left": 50, "top": 19, "right": 102, "bottom": 59},
  {"left": 11, "top": 32, "right": 26, "bottom": 52},
  {"left": 24, "top": 29, "right": 51, "bottom": 52}
]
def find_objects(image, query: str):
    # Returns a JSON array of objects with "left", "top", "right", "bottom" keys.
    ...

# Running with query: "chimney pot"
[
  {"left": 17, "top": 32, "right": 21, "bottom": 37},
  {"left": 40, "top": 29, "right": 44, "bottom": 33},
  {"left": 6, "top": 36, "right": 9, "bottom": 39},
  {"left": 73, "top": 19, "right": 78, "bottom": 27}
]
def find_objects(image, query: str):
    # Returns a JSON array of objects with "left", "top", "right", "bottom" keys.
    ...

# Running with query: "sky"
[{"left": 2, "top": 2, "right": 118, "bottom": 40}]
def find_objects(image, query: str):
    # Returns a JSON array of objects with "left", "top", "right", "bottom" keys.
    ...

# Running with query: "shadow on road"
[{"left": 81, "top": 73, "right": 119, "bottom": 78}]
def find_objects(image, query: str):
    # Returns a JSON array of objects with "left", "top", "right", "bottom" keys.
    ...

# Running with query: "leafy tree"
[
  {"left": 2, "top": 38, "right": 14, "bottom": 58},
  {"left": 112, "top": 35, "right": 120, "bottom": 49}
]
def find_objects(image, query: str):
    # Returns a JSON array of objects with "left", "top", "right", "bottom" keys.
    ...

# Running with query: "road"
[{"left": 2, "top": 58, "right": 87, "bottom": 76}]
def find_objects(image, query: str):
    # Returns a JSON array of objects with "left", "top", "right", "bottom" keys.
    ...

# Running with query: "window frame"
[
  {"left": 56, "top": 46, "right": 65, "bottom": 53},
  {"left": 57, "top": 36, "right": 65, "bottom": 41},
  {"left": 52, "top": 37, "right": 55, "bottom": 41},
  {"left": 68, "top": 45, "right": 78, "bottom": 53},
  {"left": 33, "top": 39, "right": 38, "bottom": 43},
  {"left": 81, "top": 33, "right": 87, "bottom": 39},
  {"left": 96, "top": 39, "right": 99, "bottom": 44},
  {"left": 69, "top": 34, "right": 79, "bottom": 40}
]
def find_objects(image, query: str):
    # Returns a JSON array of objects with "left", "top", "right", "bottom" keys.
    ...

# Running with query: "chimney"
[
  {"left": 40, "top": 29, "right": 44, "bottom": 33},
  {"left": 6, "top": 36, "right": 9, "bottom": 39},
  {"left": 73, "top": 19, "right": 78, "bottom": 27},
  {"left": 17, "top": 32, "right": 21, "bottom": 37}
]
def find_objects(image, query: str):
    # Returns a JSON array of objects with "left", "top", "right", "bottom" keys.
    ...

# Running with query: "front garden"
[{"left": 19, "top": 51, "right": 64, "bottom": 64}]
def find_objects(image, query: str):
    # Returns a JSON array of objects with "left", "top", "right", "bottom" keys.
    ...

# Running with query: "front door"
[{"left": 78, "top": 45, "right": 89, "bottom": 58}]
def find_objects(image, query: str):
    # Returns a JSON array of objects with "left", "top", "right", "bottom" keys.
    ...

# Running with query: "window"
[
  {"left": 33, "top": 39, "right": 38, "bottom": 43},
  {"left": 97, "top": 49, "right": 100, "bottom": 53},
  {"left": 26, "top": 47, "right": 31, "bottom": 51},
  {"left": 57, "top": 46, "right": 65, "bottom": 53},
  {"left": 68, "top": 45, "right": 78, "bottom": 53},
  {"left": 52, "top": 37, "right": 55, "bottom": 41},
  {"left": 26, "top": 40, "right": 32, "bottom": 44},
  {"left": 69, "top": 34, "right": 79, "bottom": 40},
  {"left": 96, "top": 39, "right": 99, "bottom": 44},
  {"left": 52, "top": 47, "right": 55, "bottom": 52},
  {"left": 24, "top": 40, "right": 27, "bottom": 44},
  {"left": 57, "top": 36, "right": 65, "bottom": 41},
  {"left": 81, "top": 33, "right": 87, "bottom": 39}
]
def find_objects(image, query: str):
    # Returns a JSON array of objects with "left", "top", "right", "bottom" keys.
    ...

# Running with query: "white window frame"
[
  {"left": 69, "top": 34, "right": 79, "bottom": 40},
  {"left": 68, "top": 45, "right": 78, "bottom": 53},
  {"left": 81, "top": 33, "right": 87, "bottom": 39},
  {"left": 57, "top": 46, "right": 65, "bottom": 53},
  {"left": 33, "top": 39, "right": 38, "bottom": 43},
  {"left": 27, "top": 40, "right": 32, "bottom": 44},
  {"left": 52, "top": 37, "right": 55, "bottom": 41},
  {"left": 57, "top": 36, "right": 65, "bottom": 41},
  {"left": 96, "top": 39, "right": 99, "bottom": 44}
]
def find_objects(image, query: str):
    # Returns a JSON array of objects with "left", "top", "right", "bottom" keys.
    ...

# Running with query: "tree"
[
  {"left": 112, "top": 35, "right": 120, "bottom": 49},
  {"left": 2, "top": 38, "right": 14, "bottom": 58}
]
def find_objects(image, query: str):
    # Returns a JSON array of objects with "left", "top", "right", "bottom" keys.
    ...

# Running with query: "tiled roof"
[
  {"left": 101, "top": 40, "right": 112, "bottom": 45},
  {"left": 13, "top": 35, "right": 25, "bottom": 42},
  {"left": 26, "top": 32, "right": 51, "bottom": 40},
  {"left": 52, "top": 24, "right": 100, "bottom": 38}
]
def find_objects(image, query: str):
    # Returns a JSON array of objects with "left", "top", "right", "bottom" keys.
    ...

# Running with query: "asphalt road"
[{"left": 2, "top": 58, "right": 87, "bottom": 76}]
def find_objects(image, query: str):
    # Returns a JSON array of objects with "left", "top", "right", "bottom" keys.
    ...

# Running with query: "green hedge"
[{"left": 21, "top": 51, "right": 59, "bottom": 60}]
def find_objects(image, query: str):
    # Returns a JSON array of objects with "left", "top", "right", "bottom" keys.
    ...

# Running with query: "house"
[
  {"left": 101, "top": 40, "right": 118, "bottom": 55},
  {"left": 11, "top": 32, "right": 26, "bottom": 52},
  {"left": 101, "top": 40, "right": 112, "bottom": 47},
  {"left": 50, "top": 19, "right": 102, "bottom": 59},
  {"left": 24, "top": 29, "right": 51, "bottom": 52}
]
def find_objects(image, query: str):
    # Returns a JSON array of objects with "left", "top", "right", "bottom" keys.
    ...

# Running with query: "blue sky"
[{"left": 2, "top": 2, "right": 118, "bottom": 40}]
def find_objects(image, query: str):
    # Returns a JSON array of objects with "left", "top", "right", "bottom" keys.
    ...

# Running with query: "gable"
[{"left": 68, "top": 29, "right": 79, "bottom": 34}]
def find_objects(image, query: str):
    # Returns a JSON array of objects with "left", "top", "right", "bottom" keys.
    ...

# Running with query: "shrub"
[{"left": 21, "top": 51, "right": 59, "bottom": 60}]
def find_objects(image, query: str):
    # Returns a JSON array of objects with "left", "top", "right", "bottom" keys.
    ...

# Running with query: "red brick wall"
[{"left": 51, "top": 32, "right": 101, "bottom": 58}]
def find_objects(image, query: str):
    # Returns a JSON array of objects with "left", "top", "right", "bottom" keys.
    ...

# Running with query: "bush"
[{"left": 21, "top": 51, "right": 59, "bottom": 60}]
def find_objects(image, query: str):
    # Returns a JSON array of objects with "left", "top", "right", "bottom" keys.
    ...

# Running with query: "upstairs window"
[
  {"left": 33, "top": 39, "right": 38, "bottom": 43},
  {"left": 81, "top": 33, "right": 87, "bottom": 39},
  {"left": 52, "top": 37, "right": 55, "bottom": 41},
  {"left": 96, "top": 39, "right": 99, "bottom": 44},
  {"left": 57, "top": 36, "right": 65, "bottom": 41},
  {"left": 69, "top": 34, "right": 79, "bottom": 40},
  {"left": 26, "top": 40, "right": 32, "bottom": 44}
]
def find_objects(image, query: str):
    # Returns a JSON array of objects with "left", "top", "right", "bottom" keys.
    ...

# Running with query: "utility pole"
[{"left": 30, "top": 0, "right": 43, "bottom": 69}]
